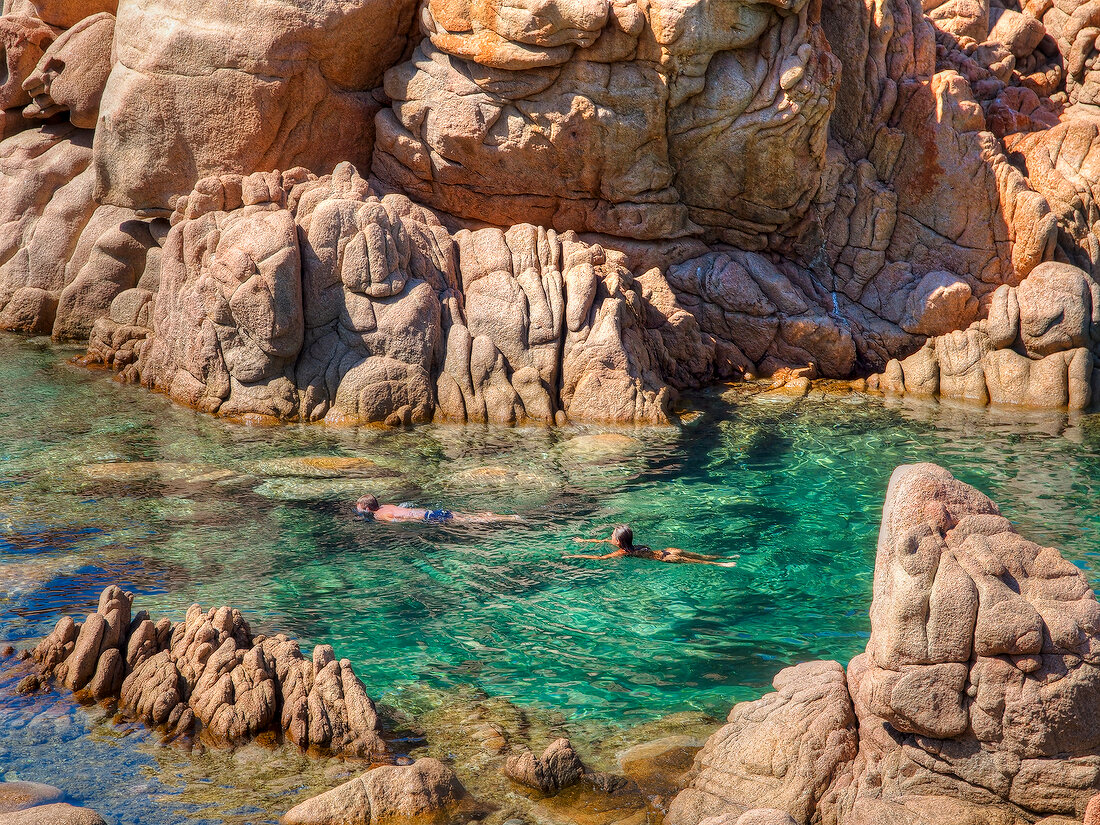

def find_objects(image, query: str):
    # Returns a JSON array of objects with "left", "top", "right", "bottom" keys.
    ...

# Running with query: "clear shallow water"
[{"left": 2, "top": 334, "right": 1100, "bottom": 822}]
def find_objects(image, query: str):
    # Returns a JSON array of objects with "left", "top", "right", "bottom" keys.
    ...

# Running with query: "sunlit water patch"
[{"left": 2, "top": 335, "right": 1100, "bottom": 822}]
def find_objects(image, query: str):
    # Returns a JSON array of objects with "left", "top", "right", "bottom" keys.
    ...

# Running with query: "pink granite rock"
[{"left": 669, "top": 464, "right": 1100, "bottom": 825}]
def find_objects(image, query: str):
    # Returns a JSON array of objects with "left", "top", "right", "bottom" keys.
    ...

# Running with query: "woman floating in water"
[
  {"left": 567, "top": 525, "right": 737, "bottom": 566},
  {"left": 356, "top": 495, "right": 521, "bottom": 524}
]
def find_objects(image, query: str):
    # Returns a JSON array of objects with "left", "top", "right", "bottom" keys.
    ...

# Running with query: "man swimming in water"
[
  {"left": 567, "top": 525, "right": 737, "bottom": 566},
  {"left": 356, "top": 495, "right": 521, "bottom": 524}
]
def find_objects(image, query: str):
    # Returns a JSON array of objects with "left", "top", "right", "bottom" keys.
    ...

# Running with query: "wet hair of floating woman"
[
  {"left": 612, "top": 524, "right": 634, "bottom": 550},
  {"left": 357, "top": 494, "right": 380, "bottom": 513}
]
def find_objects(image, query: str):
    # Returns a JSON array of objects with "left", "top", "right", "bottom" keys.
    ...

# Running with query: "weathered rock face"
[
  {"left": 91, "top": 0, "right": 419, "bottom": 215},
  {"left": 373, "top": 0, "right": 840, "bottom": 247},
  {"left": 846, "top": 462, "right": 1100, "bottom": 822},
  {"left": 21, "top": 11, "right": 114, "bottom": 130},
  {"left": 666, "top": 660, "right": 857, "bottom": 825},
  {"left": 870, "top": 261, "right": 1100, "bottom": 408},
  {"left": 27, "top": 585, "right": 388, "bottom": 757},
  {"left": 90, "top": 164, "right": 674, "bottom": 424},
  {"left": 669, "top": 463, "right": 1100, "bottom": 825}
]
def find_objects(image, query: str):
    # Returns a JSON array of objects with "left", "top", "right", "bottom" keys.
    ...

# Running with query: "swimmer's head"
[
  {"left": 357, "top": 494, "right": 380, "bottom": 513},
  {"left": 612, "top": 524, "right": 633, "bottom": 550}
]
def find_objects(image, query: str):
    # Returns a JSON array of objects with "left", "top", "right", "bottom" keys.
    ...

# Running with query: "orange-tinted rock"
[
  {"left": 92, "top": 0, "right": 419, "bottom": 214},
  {"left": 22, "top": 12, "right": 115, "bottom": 130},
  {"left": 374, "top": 0, "right": 839, "bottom": 246}
]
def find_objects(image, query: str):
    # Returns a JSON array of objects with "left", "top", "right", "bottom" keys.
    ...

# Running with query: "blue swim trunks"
[{"left": 424, "top": 509, "right": 453, "bottom": 523}]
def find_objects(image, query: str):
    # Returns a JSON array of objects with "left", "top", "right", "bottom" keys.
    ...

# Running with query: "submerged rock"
[
  {"left": 76, "top": 461, "right": 237, "bottom": 483},
  {"left": 558, "top": 434, "right": 642, "bottom": 460},
  {"left": 618, "top": 735, "right": 703, "bottom": 798},
  {"left": 26, "top": 586, "right": 388, "bottom": 758},
  {"left": 668, "top": 463, "right": 1100, "bottom": 825},
  {"left": 0, "top": 803, "right": 107, "bottom": 825},
  {"left": 0, "top": 782, "right": 63, "bottom": 813},
  {"left": 253, "top": 477, "right": 405, "bottom": 502},
  {"left": 252, "top": 457, "right": 390, "bottom": 479},
  {"left": 446, "top": 466, "right": 555, "bottom": 490}
]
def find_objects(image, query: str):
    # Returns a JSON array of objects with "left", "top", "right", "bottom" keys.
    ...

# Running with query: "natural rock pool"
[{"left": 3, "top": 334, "right": 1100, "bottom": 824}]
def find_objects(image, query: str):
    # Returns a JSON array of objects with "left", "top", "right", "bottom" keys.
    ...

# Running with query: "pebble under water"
[{"left": 2, "top": 334, "right": 1100, "bottom": 823}]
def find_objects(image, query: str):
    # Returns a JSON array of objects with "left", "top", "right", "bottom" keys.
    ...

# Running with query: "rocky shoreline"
[{"left": 7, "top": 462, "right": 1100, "bottom": 824}]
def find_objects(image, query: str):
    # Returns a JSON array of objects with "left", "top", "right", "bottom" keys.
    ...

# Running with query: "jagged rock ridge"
[{"left": 27, "top": 586, "right": 389, "bottom": 757}]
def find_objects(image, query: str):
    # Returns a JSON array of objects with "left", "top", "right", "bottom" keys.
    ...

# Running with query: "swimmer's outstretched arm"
[
  {"left": 565, "top": 549, "right": 627, "bottom": 560},
  {"left": 572, "top": 537, "right": 614, "bottom": 544},
  {"left": 455, "top": 512, "right": 524, "bottom": 524}
]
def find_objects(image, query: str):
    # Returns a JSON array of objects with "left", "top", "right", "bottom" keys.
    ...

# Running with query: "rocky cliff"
[{"left": 0, "top": 0, "right": 1099, "bottom": 421}]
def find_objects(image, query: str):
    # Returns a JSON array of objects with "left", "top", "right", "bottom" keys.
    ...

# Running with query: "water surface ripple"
[{"left": 1, "top": 336, "right": 1099, "bottom": 822}]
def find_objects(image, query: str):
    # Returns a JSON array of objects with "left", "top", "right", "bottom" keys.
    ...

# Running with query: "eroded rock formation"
[
  {"left": 870, "top": 260, "right": 1100, "bottom": 407},
  {"left": 26, "top": 586, "right": 389, "bottom": 757},
  {"left": 86, "top": 165, "right": 674, "bottom": 424},
  {"left": 373, "top": 0, "right": 840, "bottom": 247},
  {"left": 1, "top": 0, "right": 1100, "bottom": 420},
  {"left": 667, "top": 463, "right": 1100, "bottom": 825}
]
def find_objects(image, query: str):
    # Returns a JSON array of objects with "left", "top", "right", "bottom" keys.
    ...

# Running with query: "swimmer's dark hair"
[
  {"left": 612, "top": 524, "right": 634, "bottom": 551},
  {"left": 357, "top": 494, "right": 380, "bottom": 513}
]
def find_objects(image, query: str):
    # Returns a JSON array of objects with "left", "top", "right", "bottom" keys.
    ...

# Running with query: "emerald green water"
[{"left": 2, "top": 334, "right": 1100, "bottom": 823}]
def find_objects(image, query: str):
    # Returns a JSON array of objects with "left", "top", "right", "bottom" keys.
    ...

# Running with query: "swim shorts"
[{"left": 424, "top": 509, "right": 453, "bottom": 523}]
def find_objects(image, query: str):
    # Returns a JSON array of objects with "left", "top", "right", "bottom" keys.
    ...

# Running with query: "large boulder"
[
  {"left": 666, "top": 660, "right": 857, "bottom": 825},
  {"left": 843, "top": 463, "right": 1100, "bottom": 821},
  {"left": 92, "top": 0, "right": 419, "bottom": 214},
  {"left": 1015, "top": 262, "right": 1100, "bottom": 358},
  {"left": 0, "top": 783, "right": 63, "bottom": 814},
  {"left": 669, "top": 464, "right": 1100, "bottom": 825},
  {"left": 504, "top": 738, "right": 586, "bottom": 795},
  {"left": 281, "top": 759, "right": 476, "bottom": 825}
]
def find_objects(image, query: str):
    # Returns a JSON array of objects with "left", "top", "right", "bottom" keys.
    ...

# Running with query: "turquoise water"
[{"left": 2, "top": 333, "right": 1100, "bottom": 822}]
